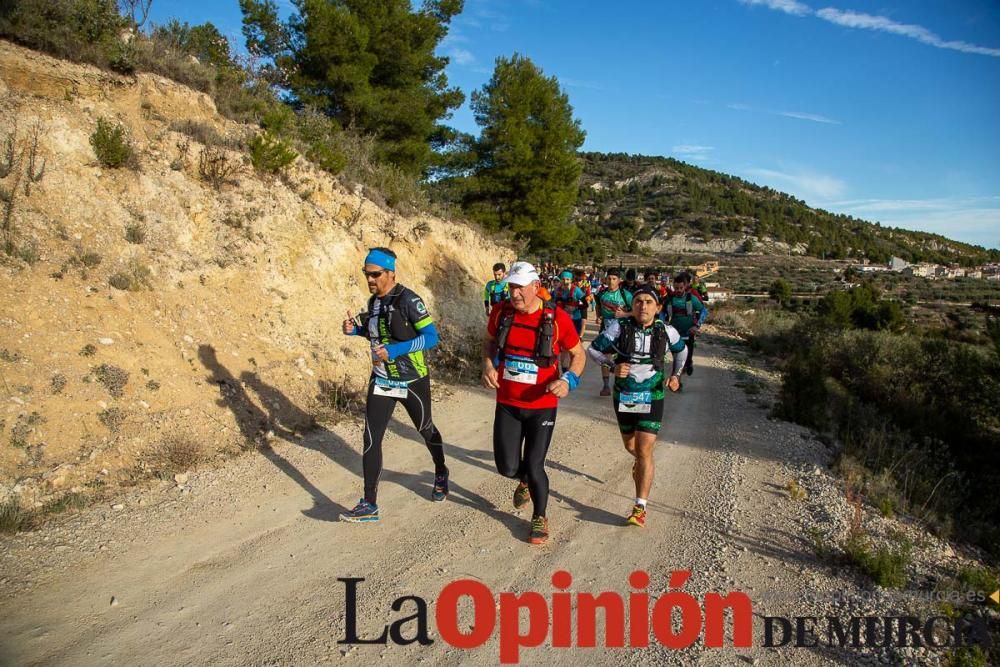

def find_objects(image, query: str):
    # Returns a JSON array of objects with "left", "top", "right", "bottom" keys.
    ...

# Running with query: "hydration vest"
[
  {"left": 495, "top": 300, "right": 558, "bottom": 368},
  {"left": 666, "top": 292, "right": 694, "bottom": 323},
  {"left": 613, "top": 319, "right": 668, "bottom": 372},
  {"left": 363, "top": 287, "right": 417, "bottom": 343}
]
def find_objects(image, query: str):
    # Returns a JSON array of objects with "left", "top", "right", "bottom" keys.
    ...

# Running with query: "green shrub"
[
  {"left": 79, "top": 343, "right": 97, "bottom": 356},
  {"left": 109, "top": 272, "right": 131, "bottom": 290},
  {"left": 124, "top": 223, "right": 145, "bottom": 244},
  {"left": 42, "top": 491, "right": 89, "bottom": 515},
  {"left": 248, "top": 132, "right": 297, "bottom": 174},
  {"left": 89, "top": 118, "right": 133, "bottom": 168},
  {"left": 843, "top": 532, "right": 912, "bottom": 589},
  {"left": 78, "top": 251, "right": 102, "bottom": 268},
  {"left": 0, "top": 497, "right": 27, "bottom": 534},
  {"left": 779, "top": 322, "right": 1000, "bottom": 557}
]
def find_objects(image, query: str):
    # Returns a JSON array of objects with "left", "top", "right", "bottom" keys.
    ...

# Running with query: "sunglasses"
[{"left": 363, "top": 270, "right": 385, "bottom": 279}]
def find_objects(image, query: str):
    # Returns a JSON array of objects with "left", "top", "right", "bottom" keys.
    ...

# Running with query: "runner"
[
  {"left": 622, "top": 268, "right": 638, "bottom": 294},
  {"left": 484, "top": 262, "right": 510, "bottom": 316},
  {"left": 553, "top": 270, "right": 587, "bottom": 371},
  {"left": 340, "top": 247, "right": 449, "bottom": 523},
  {"left": 576, "top": 269, "right": 593, "bottom": 315},
  {"left": 482, "top": 261, "right": 586, "bottom": 544},
  {"left": 587, "top": 286, "right": 687, "bottom": 527},
  {"left": 594, "top": 268, "right": 633, "bottom": 396},
  {"left": 664, "top": 271, "right": 709, "bottom": 377}
]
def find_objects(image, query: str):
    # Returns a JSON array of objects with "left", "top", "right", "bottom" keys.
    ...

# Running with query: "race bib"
[
  {"left": 503, "top": 357, "right": 540, "bottom": 385},
  {"left": 373, "top": 377, "right": 409, "bottom": 399},
  {"left": 618, "top": 390, "right": 652, "bottom": 414}
]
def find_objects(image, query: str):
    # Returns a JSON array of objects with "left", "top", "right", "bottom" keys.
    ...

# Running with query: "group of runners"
[{"left": 339, "top": 249, "right": 709, "bottom": 545}]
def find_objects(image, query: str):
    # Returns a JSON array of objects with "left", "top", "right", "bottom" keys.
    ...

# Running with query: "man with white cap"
[
  {"left": 482, "top": 261, "right": 587, "bottom": 544},
  {"left": 340, "top": 247, "right": 449, "bottom": 523}
]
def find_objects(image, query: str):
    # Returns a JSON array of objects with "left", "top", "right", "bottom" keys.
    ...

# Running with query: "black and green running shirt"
[
  {"left": 366, "top": 285, "right": 434, "bottom": 382},
  {"left": 589, "top": 318, "right": 686, "bottom": 398}
]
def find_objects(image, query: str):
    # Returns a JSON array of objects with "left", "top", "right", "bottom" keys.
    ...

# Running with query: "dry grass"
[{"left": 145, "top": 435, "right": 205, "bottom": 479}]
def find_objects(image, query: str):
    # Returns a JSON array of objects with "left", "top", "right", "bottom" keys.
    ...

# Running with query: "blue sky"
[{"left": 155, "top": 0, "right": 1000, "bottom": 249}]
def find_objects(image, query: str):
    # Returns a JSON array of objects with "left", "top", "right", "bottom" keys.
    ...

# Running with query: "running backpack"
[
  {"left": 363, "top": 288, "right": 418, "bottom": 343},
  {"left": 496, "top": 301, "right": 558, "bottom": 368},
  {"left": 665, "top": 292, "right": 694, "bottom": 323},
  {"left": 614, "top": 319, "right": 668, "bottom": 372}
]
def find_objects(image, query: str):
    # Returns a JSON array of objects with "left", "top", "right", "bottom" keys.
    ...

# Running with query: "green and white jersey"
[{"left": 589, "top": 318, "right": 684, "bottom": 397}]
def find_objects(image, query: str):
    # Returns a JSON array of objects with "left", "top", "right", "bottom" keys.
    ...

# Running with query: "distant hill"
[{"left": 573, "top": 152, "right": 999, "bottom": 266}]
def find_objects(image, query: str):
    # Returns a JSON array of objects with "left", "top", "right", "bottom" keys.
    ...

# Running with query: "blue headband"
[{"left": 364, "top": 249, "right": 396, "bottom": 271}]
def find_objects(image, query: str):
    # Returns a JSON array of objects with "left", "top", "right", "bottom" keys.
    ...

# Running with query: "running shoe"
[
  {"left": 513, "top": 481, "right": 531, "bottom": 509},
  {"left": 600, "top": 386, "right": 611, "bottom": 397},
  {"left": 529, "top": 515, "right": 549, "bottom": 544},
  {"left": 432, "top": 469, "right": 449, "bottom": 502},
  {"left": 626, "top": 504, "right": 646, "bottom": 528},
  {"left": 340, "top": 498, "right": 379, "bottom": 523}
]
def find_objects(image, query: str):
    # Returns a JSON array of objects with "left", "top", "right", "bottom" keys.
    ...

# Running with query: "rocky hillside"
[
  {"left": 0, "top": 41, "right": 511, "bottom": 513},
  {"left": 575, "top": 152, "right": 999, "bottom": 264}
]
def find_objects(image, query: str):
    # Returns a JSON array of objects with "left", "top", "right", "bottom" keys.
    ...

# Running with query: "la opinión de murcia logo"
[{"left": 338, "top": 571, "right": 993, "bottom": 664}]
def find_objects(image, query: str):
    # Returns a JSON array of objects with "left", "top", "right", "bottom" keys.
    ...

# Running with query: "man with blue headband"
[{"left": 340, "top": 247, "right": 448, "bottom": 523}]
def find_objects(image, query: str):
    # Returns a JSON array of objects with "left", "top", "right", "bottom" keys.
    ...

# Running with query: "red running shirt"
[{"left": 488, "top": 303, "right": 581, "bottom": 409}]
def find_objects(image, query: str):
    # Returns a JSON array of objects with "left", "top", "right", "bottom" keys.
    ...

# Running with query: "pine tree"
[
  {"left": 239, "top": 0, "right": 464, "bottom": 175},
  {"left": 462, "top": 54, "right": 586, "bottom": 250}
]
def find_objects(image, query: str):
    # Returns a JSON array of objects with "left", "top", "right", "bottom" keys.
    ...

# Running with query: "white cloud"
[
  {"left": 738, "top": 1, "right": 1000, "bottom": 58},
  {"left": 746, "top": 167, "right": 847, "bottom": 200},
  {"left": 672, "top": 145, "right": 715, "bottom": 162},
  {"left": 674, "top": 145, "right": 715, "bottom": 154},
  {"left": 448, "top": 48, "right": 475, "bottom": 66},
  {"left": 816, "top": 8, "right": 1000, "bottom": 57},
  {"left": 738, "top": 0, "right": 811, "bottom": 16},
  {"left": 561, "top": 77, "right": 605, "bottom": 91},
  {"left": 777, "top": 110, "right": 841, "bottom": 124},
  {"left": 729, "top": 102, "right": 841, "bottom": 125}
]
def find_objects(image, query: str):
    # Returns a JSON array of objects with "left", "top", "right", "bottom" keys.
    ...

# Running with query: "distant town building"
[{"left": 889, "top": 256, "right": 909, "bottom": 272}]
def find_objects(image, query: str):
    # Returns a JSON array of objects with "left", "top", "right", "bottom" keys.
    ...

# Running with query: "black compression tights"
[
  {"left": 363, "top": 375, "right": 446, "bottom": 504},
  {"left": 493, "top": 403, "right": 557, "bottom": 517}
]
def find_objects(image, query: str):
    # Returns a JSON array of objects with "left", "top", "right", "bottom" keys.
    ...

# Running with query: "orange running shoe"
[
  {"left": 528, "top": 515, "right": 549, "bottom": 544},
  {"left": 626, "top": 504, "right": 646, "bottom": 527},
  {"left": 513, "top": 481, "right": 531, "bottom": 509}
]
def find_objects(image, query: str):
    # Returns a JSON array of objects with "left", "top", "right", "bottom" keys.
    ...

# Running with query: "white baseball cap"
[{"left": 506, "top": 261, "right": 540, "bottom": 286}]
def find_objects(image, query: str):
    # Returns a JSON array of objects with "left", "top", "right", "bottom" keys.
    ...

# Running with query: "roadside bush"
[
  {"left": 248, "top": 132, "right": 297, "bottom": 174},
  {"left": 89, "top": 118, "right": 133, "bottom": 168},
  {"left": 145, "top": 435, "right": 204, "bottom": 478},
  {"left": 0, "top": 497, "right": 28, "bottom": 534},
  {"left": 198, "top": 145, "right": 241, "bottom": 189},
  {"left": 168, "top": 119, "right": 226, "bottom": 147},
  {"left": 778, "top": 325, "right": 1000, "bottom": 557}
]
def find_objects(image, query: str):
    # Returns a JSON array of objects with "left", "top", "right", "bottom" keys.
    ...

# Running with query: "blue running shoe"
[
  {"left": 340, "top": 499, "right": 379, "bottom": 523},
  {"left": 432, "top": 469, "right": 449, "bottom": 502}
]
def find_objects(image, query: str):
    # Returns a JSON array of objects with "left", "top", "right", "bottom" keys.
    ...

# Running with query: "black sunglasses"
[{"left": 363, "top": 270, "right": 385, "bottom": 279}]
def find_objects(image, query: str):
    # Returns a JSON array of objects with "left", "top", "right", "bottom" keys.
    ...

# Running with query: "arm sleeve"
[
  {"left": 590, "top": 318, "right": 620, "bottom": 353},
  {"left": 670, "top": 344, "right": 688, "bottom": 376},
  {"left": 385, "top": 321, "right": 439, "bottom": 360},
  {"left": 587, "top": 344, "right": 613, "bottom": 365}
]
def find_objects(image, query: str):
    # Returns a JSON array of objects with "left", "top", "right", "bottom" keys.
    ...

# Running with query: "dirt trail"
[{"left": 0, "top": 333, "right": 856, "bottom": 666}]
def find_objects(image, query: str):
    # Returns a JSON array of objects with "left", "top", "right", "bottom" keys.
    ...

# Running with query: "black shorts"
[{"left": 613, "top": 392, "right": 664, "bottom": 435}]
